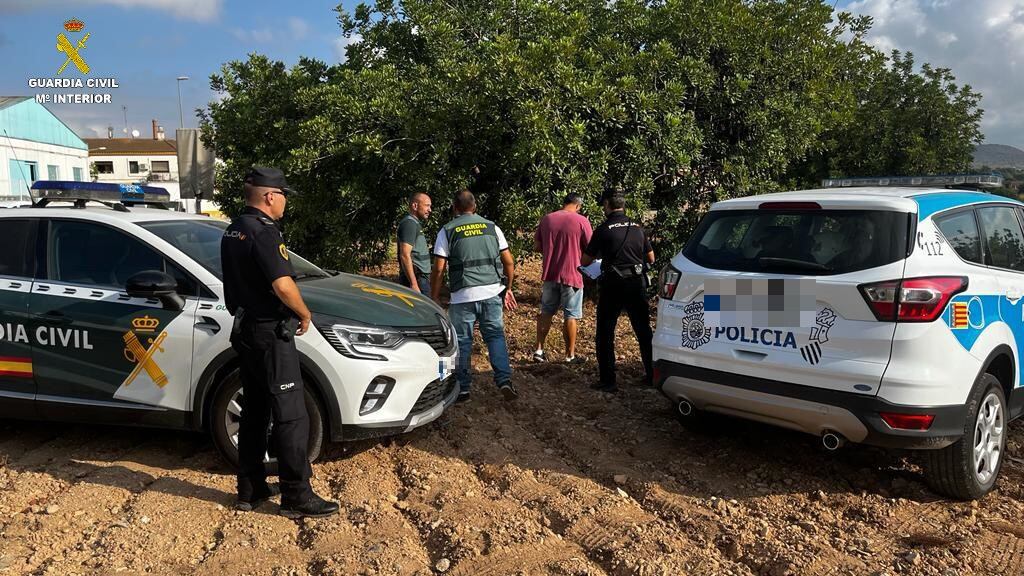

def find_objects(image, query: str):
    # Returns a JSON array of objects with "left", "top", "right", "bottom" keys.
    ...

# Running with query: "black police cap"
[{"left": 244, "top": 166, "right": 297, "bottom": 196}]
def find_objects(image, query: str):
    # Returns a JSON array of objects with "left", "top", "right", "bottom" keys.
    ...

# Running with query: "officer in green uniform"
[
  {"left": 397, "top": 192, "right": 433, "bottom": 295},
  {"left": 221, "top": 167, "right": 339, "bottom": 519},
  {"left": 430, "top": 190, "right": 518, "bottom": 402}
]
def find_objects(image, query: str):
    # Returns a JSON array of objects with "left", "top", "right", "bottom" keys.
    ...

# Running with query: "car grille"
[
  {"left": 411, "top": 377, "right": 456, "bottom": 414},
  {"left": 400, "top": 325, "right": 452, "bottom": 355}
]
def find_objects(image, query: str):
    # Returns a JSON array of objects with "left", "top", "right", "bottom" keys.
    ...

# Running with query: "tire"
[
  {"left": 924, "top": 373, "right": 1006, "bottom": 500},
  {"left": 209, "top": 369, "right": 325, "bottom": 475}
]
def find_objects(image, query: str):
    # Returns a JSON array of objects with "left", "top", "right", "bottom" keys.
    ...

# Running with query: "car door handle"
[
  {"left": 38, "top": 310, "right": 73, "bottom": 325},
  {"left": 195, "top": 316, "right": 220, "bottom": 334},
  {"left": 1007, "top": 289, "right": 1023, "bottom": 303}
]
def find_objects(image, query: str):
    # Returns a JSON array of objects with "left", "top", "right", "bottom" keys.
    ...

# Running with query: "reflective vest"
[{"left": 443, "top": 213, "right": 502, "bottom": 292}]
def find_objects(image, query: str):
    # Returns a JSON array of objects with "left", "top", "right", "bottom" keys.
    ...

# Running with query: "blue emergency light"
[{"left": 29, "top": 180, "right": 172, "bottom": 207}]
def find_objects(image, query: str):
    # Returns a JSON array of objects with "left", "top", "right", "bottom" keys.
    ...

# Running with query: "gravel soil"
[{"left": 2, "top": 260, "right": 1024, "bottom": 575}]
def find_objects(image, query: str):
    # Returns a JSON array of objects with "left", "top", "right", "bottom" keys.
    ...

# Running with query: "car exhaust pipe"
[
  {"left": 822, "top": 431, "right": 845, "bottom": 451},
  {"left": 677, "top": 399, "right": 694, "bottom": 417}
]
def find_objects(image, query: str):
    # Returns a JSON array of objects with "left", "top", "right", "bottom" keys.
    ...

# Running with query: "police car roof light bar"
[
  {"left": 820, "top": 173, "right": 1003, "bottom": 190},
  {"left": 29, "top": 180, "right": 172, "bottom": 210}
]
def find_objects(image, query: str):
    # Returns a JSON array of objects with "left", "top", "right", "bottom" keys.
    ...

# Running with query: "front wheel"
[
  {"left": 924, "top": 373, "right": 1006, "bottom": 500},
  {"left": 210, "top": 370, "right": 325, "bottom": 475}
]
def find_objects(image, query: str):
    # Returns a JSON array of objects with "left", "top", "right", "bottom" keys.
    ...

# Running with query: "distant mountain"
[{"left": 973, "top": 144, "right": 1024, "bottom": 168}]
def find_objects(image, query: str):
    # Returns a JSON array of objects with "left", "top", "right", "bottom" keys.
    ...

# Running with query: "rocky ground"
[{"left": 2, "top": 261, "right": 1024, "bottom": 575}]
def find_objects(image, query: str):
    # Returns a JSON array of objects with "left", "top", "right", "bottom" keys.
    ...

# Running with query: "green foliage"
[{"left": 201, "top": 0, "right": 984, "bottom": 271}]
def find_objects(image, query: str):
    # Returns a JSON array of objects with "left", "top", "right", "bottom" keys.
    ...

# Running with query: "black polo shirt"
[
  {"left": 221, "top": 207, "right": 295, "bottom": 318},
  {"left": 585, "top": 211, "right": 652, "bottom": 272}
]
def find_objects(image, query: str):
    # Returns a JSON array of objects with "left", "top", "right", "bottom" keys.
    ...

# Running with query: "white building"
[
  {"left": 0, "top": 96, "right": 89, "bottom": 202},
  {"left": 85, "top": 122, "right": 180, "bottom": 197}
]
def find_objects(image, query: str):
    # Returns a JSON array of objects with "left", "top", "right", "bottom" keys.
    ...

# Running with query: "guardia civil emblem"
[{"left": 682, "top": 301, "right": 711, "bottom": 350}]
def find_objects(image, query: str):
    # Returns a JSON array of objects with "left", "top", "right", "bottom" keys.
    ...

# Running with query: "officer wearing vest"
[
  {"left": 221, "top": 166, "right": 339, "bottom": 519},
  {"left": 430, "top": 190, "right": 519, "bottom": 402},
  {"left": 581, "top": 190, "right": 655, "bottom": 393}
]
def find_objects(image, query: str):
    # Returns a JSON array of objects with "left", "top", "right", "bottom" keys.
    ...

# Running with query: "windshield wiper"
[{"left": 757, "top": 257, "right": 832, "bottom": 272}]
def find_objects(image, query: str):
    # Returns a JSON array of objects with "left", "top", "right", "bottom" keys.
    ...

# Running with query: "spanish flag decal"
[
  {"left": 0, "top": 356, "right": 32, "bottom": 378},
  {"left": 951, "top": 302, "right": 969, "bottom": 329}
]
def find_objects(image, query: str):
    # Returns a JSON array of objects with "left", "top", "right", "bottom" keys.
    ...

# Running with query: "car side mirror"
[{"left": 126, "top": 270, "right": 184, "bottom": 311}]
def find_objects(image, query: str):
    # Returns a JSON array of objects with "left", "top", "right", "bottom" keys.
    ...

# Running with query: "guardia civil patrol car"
[
  {"left": 0, "top": 181, "right": 458, "bottom": 469},
  {"left": 654, "top": 174, "right": 1023, "bottom": 499}
]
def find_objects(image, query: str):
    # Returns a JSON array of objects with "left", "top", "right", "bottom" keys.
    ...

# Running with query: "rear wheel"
[
  {"left": 924, "top": 373, "right": 1006, "bottom": 500},
  {"left": 210, "top": 370, "right": 325, "bottom": 475}
]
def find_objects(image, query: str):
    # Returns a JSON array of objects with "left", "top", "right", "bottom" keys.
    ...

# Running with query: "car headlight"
[{"left": 317, "top": 321, "right": 405, "bottom": 361}]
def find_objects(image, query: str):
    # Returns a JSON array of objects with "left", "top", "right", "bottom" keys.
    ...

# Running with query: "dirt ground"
[{"left": 3, "top": 260, "right": 1024, "bottom": 576}]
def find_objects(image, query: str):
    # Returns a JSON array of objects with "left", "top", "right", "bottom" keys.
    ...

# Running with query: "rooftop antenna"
[
  {"left": 122, "top": 105, "right": 128, "bottom": 136},
  {"left": 3, "top": 129, "right": 34, "bottom": 198}
]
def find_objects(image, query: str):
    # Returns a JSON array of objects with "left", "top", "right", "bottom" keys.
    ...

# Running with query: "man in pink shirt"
[{"left": 534, "top": 193, "right": 593, "bottom": 363}]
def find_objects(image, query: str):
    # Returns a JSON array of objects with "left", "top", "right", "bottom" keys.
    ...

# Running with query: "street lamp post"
[{"left": 176, "top": 76, "right": 189, "bottom": 129}]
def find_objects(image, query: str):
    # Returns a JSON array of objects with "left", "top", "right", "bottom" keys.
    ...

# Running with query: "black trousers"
[
  {"left": 232, "top": 320, "right": 313, "bottom": 504},
  {"left": 596, "top": 274, "right": 653, "bottom": 387}
]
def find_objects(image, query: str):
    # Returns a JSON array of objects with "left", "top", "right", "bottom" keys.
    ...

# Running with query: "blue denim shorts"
[{"left": 540, "top": 281, "right": 584, "bottom": 319}]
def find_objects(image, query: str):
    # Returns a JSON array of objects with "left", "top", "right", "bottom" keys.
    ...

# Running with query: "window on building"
[
  {"left": 151, "top": 160, "right": 170, "bottom": 173},
  {"left": 73, "top": 167, "right": 84, "bottom": 181},
  {"left": 129, "top": 161, "right": 140, "bottom": 174},
  {"left": 94, "top": 161, "right": 114, "bottom": 174},
  {"left": 47, "top": 165, "right": 59, "bottom": 180}
]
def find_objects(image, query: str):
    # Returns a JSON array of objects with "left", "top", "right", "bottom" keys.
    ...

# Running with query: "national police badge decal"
[{"left": 681, "top": 301, "right": 711, "bottom": 350}]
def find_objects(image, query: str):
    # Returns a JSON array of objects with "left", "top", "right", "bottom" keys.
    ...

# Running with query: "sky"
[{"left": 1, "top": 0, "right": 1022, "bottom": 148}]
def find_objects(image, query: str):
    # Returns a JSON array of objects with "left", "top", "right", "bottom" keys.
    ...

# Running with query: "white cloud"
[
  {"left": 288, "top": 17, "right": 310, "bottom": 41},
  {"left": 841, "top": 0, "right": 1024, "bottom": 147},
  {"left": 231, "top": 17, "right": 309, "bottom": 44},
  {"left": 333, "top": 33, "right": 362, "bottom": 62},
  {"left": 230, "top": 27, "right": 275, "bottom": 43},
  {"left": 0, "top": 0, "right": 223, "bottom": 22}
]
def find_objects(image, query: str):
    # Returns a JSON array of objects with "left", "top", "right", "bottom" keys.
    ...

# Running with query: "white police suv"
[
  {"left": 654, "top": 174, "right": 1022, "bottom": 499},
  {"left": 0, "top": 181, "right": 458, "bottom": 469}
]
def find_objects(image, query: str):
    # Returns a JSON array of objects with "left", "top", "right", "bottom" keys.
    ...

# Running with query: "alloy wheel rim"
[
  {"left": 973, "top": 392, "right": 1004, "bottom": 486},
  {"left": 223, "top": 388, "right": 273, "bottom": 464}
]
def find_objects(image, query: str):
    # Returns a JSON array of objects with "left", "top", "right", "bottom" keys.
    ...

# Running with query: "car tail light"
[
  {"left": 880, "top": 412, "right": 935, "bottom": 431},
  {"left": 759, "top": 201, "right": 821, "bottom": 210},
  {"left": 858, "top": 276, "right": 967, "bottom": 322},
  {"left": 658, "top": 264, "right": 681, "bottom": 300}
]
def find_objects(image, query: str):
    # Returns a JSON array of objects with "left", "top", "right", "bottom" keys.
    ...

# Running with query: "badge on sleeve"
[{"left": 279, "top": 244, "right": 289, "bottom": 260}]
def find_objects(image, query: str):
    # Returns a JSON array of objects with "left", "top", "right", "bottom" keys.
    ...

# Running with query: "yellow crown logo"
[
  {"left": 132, "top": 315, "right": 160, "bottom": 333},
  {"left": 64, "top": 18, "right": 85, "bottom": 33}
]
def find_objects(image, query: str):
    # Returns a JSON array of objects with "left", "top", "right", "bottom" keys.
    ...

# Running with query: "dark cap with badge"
[{"left": 244, "top": 166, "right": 297, "bottom": 196}]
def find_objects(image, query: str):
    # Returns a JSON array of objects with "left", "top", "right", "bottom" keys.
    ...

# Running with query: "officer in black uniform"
[
  {"left": 581, "top": 190, "right": 655, "bottom": 392},
  {"left": 221, "top": 166, "right": 339, "bottom": 519}
]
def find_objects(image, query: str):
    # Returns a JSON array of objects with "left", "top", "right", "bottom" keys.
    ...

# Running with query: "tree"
[{"left": 201, "top": 0, "right": 983, "bottom": 271}]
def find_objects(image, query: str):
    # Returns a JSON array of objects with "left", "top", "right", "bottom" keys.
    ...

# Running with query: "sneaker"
[
  {"left": 589, "top": 381, "right": 617, "bottom": 393},
  {"left": 499, "top": 382, "right": 519, "bottom": 400},
  {"left": 565, "top": 355, "right": 586, "bottom": 365},
  {"left": 457, "top": 391, "right": 471, "bottom": 403},
  {"left": 533, "top": 350, "right": 546, "bottom": 363},
  {"left": 236, "top": 483, "right": 280, "bottom": 511},
  {"left": 280, "top": 494, "right": 340, "bottom": 519}
]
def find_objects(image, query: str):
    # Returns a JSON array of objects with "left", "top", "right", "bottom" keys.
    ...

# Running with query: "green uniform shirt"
[{"left": 397, "top": 214, "right": 431, "bottom": 275}]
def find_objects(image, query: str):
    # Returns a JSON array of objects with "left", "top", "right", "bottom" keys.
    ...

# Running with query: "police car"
[
  {"left": 654, "top": 174, "right": 1023, "bottom": 499},
  {"left": 0, "top": 181, "right": 459, "bottom": 469}
]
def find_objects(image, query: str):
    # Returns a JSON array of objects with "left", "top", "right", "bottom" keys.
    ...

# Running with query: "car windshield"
[
  {"left": 683, "top": 209, "right": 910, "bottom": 275},
  {"left": 139, "top": 219, "right": 328, "bottom": 280}
]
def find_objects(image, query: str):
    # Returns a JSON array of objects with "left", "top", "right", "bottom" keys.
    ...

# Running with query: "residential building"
[
  {"left": 0, "top": 96, "right": 89, "bottom": 202},
  {"left": 85, "top": 120, "right": 179, "bottom": 190}
]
